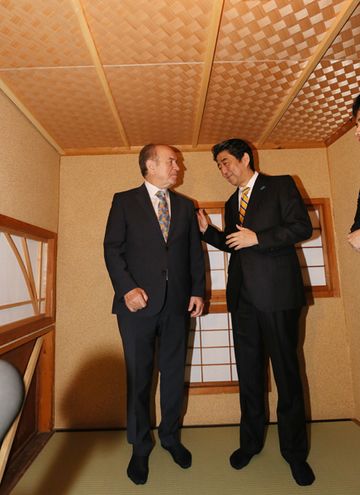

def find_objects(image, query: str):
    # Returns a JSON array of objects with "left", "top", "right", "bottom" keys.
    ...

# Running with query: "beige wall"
[
  {"left": 0, "top": 90, "right": 60, "bottom": 232},
  {"left": 328, "top": 127, "right": 360, "bottom": 421},
  {"left": 56, "top": 147, "right": 354, "bottom": 428}
]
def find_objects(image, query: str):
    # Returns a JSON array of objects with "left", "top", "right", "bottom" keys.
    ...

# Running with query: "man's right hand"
[
  {"left": 197, "top": 208, "right": 209, "bottom": 233},
  {"left": 124, "top": 288, "right": 149, "bottom": 312}
]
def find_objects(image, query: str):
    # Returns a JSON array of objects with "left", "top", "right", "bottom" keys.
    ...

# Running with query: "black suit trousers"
[
  {"left": 231, "top": 296, "right": 308, "bottom": 463},
  {"left": 117, "top": 301, "right": 189, "bottom": 456}
]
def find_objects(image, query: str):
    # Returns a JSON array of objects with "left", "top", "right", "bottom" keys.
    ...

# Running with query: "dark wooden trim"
[
  {"left": 0, "top": 432, "right": 53, "bottom": 495},
  {"left": 0, "top": 214, "right": 56, "bottom": 241},
  {"left": 37, "top": 330, "right": 55, "bottom": 432},
  {"left": 188, "top": 382, "right": 239, "bottom": 395},
  {"left": 0, "top": 317, "right": 55, "bottom": 347}
]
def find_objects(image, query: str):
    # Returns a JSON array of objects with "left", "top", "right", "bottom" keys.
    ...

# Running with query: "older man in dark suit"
[
  {"left": 104, "top": 144, "right": 205, "bottom": 485},
  {"left": 197, "top": 138, "right": 314, "bottom": 486}
]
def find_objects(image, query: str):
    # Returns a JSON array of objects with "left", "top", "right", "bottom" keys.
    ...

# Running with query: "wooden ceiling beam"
[
  {"left": 71, "top": 0, "right": 130, "bottom": 149},
  {"left": 0, "top": 79, "right": 64, "bottom": 155},
  {"left": 258, "top": 0, "right": 360, "bottom": 146},
  {"left": 192, "top": 0, "right": 225, "bottom": 148}
]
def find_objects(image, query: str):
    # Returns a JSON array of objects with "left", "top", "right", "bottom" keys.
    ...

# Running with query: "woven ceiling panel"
[
  {"left": 215, "top": 0, "right": 347, "bottom": 61},
  {"left": 199, "top": 60, "right": 307, "bottom": 145},
  {"left": 0, "top": 0, "right": 92, "bottom": 68},
  {"left": 82, "top": 0, "right": 213, "bottom": 65},
  {"left": 268, "top": 60, "right": 360, "bottom": 144},
  {"left": 0, "top": 0, "right": 359, "bottom": 151},
  {"left": 0, "top": 67, "right": 125, "bottom": 148},
  {"left": 324, "top": 4, "right": 360, "bottom": 60},
  {"left": 105, "top": 64, "right": 202, "bottom": 146}
]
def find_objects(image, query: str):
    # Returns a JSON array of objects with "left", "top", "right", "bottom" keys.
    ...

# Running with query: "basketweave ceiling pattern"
[{"left": 0, "top": 0, "right": 359, "bottom": 155}]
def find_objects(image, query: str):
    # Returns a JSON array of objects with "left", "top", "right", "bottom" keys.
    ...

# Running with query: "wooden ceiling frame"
[
  {"left": 258, "top": 0, "right": 360, "bottom": 146},
  {"left": 192, "top": 0, "right": 225, "bottom": 148},
  {"left": 70, "top": 0, "right": 130, "bottom": 150},
  {"left": 0, "top": 78, "right": 64, "bottom": 155}
]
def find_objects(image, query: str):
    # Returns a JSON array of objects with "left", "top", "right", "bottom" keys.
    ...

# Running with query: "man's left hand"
[
  {"left": 347, "top": 229, "right": 360, "bottom": 251},
  {"left": 188, "top": 296, "right": 204, "bottom": 317},
  {"left": 226, "top": 225, "right": 258, "bottom": 250}
]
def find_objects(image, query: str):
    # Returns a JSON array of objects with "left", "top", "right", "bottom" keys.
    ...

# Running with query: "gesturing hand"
[{"left": 226, "top": 225, "right": 258, "bottom": 250}]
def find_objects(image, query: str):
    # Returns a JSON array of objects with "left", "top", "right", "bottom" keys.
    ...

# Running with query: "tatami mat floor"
[{"left": 10, "top": 421, "right": 360, "bottom": 495}]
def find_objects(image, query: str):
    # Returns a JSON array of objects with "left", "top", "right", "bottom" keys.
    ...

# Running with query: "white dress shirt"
[{"left": 145, "top": 180, "right": 171, "bottom": 218}]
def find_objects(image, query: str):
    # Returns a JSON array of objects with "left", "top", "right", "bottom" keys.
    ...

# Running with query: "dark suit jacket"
[
  {"left": 104, "top": 183, "right": 205, "bottom": 316},
  {"left": 203, "top": 173, "right": 312, "bottom": 312},
  {"left": 350, "top": 190, "right": 360, "bottom": 232}
]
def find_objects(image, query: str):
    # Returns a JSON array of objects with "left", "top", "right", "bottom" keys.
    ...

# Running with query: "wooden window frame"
[{"left": 0, "top": 214, "right": 57, "bottom": 346}]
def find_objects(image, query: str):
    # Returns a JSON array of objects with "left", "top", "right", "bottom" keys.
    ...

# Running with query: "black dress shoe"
[
  {"left": 289, "top": 461, "right": 315, "bottom": 486},
  {"left": 127, "top": 454, "right": 149, "bottom": 485},
  {"left": 229, "top": 448, "right": 254, "bottom": 470},
  {"left": 162, "top": 443, "right": 192, "bottom": 468}
]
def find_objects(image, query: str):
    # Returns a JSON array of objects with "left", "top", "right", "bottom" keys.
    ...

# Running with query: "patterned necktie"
[
  {"left": 239, "top": 186, "right": 250, "bottom": 225},
  {"left": 156, "top": 190, "right": 170, "bottom": 241}
]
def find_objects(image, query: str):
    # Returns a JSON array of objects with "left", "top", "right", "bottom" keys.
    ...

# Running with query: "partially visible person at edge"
[
  {"left": 347, "top": 94, "right": 360, "bottom": 250},
  {"left": 104, "top": 144, "right": 205, "bottom": 485},
  {"left": 197, "top": 138, "right": 315, "bottom": 486}
]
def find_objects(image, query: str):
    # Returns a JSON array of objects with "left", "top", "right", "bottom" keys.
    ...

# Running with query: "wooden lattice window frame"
[{"left": 0, "top": 214, "right": 57, "bottom": 346}]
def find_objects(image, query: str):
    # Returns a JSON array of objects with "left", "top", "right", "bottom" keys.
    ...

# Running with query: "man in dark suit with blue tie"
[
  {"left": 104, "top": 144, "right": 205, "bottom": 485},
  {"left": 197, "top": 138, "right": 315, "bottom": 486}
]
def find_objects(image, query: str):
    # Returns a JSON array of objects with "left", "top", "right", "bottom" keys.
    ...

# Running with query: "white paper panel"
[
  {"left": 202, "top": 347, "right": 230, "bottom": 365},
  {"left": 210, "top": 269, "right": 226, "bottom": 290},
  {"left": 199, "top": 312, "right": 229, "bottom": 330},
  {"left": 208, "top": 213, "right": 223, "bottom": 229},
  {"left": 231, "top": 365, "right": 238, "bottom": 381},
  {"left": 201, "top": 330, "right": 230, "bottom": 348},
  {"left": 188, "top": 330, "right": 201, "bottom": 348},
  {"left": 0, "top": 303, "right": 34, "bottom": 326},
  {"left": 185, "top": 365, "right": 202, "bottom": 383},
  {"left": 208, "top": 250, "right": 226, "bottom": 270},
  {"left": 203, "top": 365, "right": 231, "bottom": 382},
  {"left": 301, "top": 247, "right": 324, "bottom": 266},
  {"left": 0, "top": 233, "right": 29, "bottom": 304},
  {"left": 187, "top": 347, "right": 201, "bottom": 365},
  {"left": 300, "top": 230, "right": 322, "bottom": 247},
  {"left": 27, "top": 238, "right": 40, "bottom": 290},
  {"left": 301, "top": 266, "right": 326, "bottom": 286}
]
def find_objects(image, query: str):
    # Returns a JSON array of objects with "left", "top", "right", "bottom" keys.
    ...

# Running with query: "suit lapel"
[
  {"left": 167, "top": 190, "right": 179, "bottom": 242},
  {"left": 228, "top": 190, "right": 240, "bottom": 230},
  {"left": 136, "top": 184, "right": 165, "bottom": 241},
  {"left": 243, "top": 173, "right": 268, "bottom": 227}
]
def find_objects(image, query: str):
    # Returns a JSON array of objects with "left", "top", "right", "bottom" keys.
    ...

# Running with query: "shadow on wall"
[
  {"left": 60, "top": 351, "right": 127, "bottom": 429},
  {"left": 13, "top": 352, "right": 127, "bottom": 495}
]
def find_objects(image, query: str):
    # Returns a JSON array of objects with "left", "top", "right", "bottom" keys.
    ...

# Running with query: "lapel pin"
[{"left": 260, "top": 185, "right": 266, "bottom": 190}]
